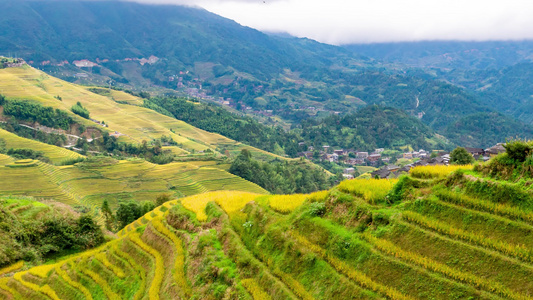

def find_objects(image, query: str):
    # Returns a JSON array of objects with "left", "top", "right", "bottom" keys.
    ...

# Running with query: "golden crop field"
[
  {"left": 0, "top": 128, "right": 84, "bottom": 165},
  {"left": 2, "top": 160, "right": 533, "bottom": 300},
  {"left": 338, "top": 178, "right": 398, "bottom": 204},
  {"left": 181, "top": 190, "right": 262, "bottom": 221},
  {"left": 267, "top": 194, "right": 308, "bottom": 213},
  {"left": 409, "top": 165, "right": 473, "bottom": 179},
  {"left": 0, "top": 155, "right": 267, "bottom": 222},
  {"left": 0, "top": 153, "right": 14, "bottom": 166},
  {"left": 0, "top": 66, "right": 288, "bottom": 160}
]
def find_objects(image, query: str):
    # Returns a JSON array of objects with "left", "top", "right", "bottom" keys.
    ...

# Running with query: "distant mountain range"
[{"left": 1, "top": 0, "right": 533, "bottom": 148}]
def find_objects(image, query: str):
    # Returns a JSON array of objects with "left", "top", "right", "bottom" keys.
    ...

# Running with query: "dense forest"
[
  {"left": 146, "top": 96, "right": 301, "bottom": 156},
  {"left": 443, "top": 112, "right": 533, "bottom": 147},
  {"left": 0, "top": 198, "right": 104, "bottom": 268},
  {"left": 298, "top": 105, "right": 447, "bottom": 151},
  {"left": 229, "top": 149, "right": 336, "bottom": 194},
  {"left": 2, "top": 99, "right": 74, "bottom": 130},
  {"left": 145, "top": 96, "right": 449, "bottom": 156}
]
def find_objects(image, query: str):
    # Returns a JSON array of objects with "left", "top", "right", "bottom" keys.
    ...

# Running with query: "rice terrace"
[
  {"left": 3, "top": 159, "right": 533, "bottom": 299},
  {"left": 1, "top": 59, "right": 533, "bottom": 300},
  {"left": 2, "top": 1, "right": 533, "bottom": 299}
]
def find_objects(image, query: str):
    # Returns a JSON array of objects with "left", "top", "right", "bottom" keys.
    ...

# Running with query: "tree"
[
  {"left": 101, "top": 200, "right": 114, "bottom": 231},
  {"left": 116, "top": 201, "right": 142, "bottom": 229},
  {"left": 140, "top": 201, "right": 156, "bottom": 215},
  {"left": 450, "top": 147, "right": 474, "bottom": 165},
  {"left": 0, "top": 138, "right": 6, "bottom": 154}
]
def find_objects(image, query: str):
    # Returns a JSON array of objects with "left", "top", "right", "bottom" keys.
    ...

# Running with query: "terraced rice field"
[
  {"left": 0, "top": 128, "right": 84, "bottom": 165},
  {"left": 2, "top": 168, "right": 533, "bottom": 299},
  {"left": 0, "top": 66, "right": 287, "bottom": 160},
  {"left": 0, "top": 154, "right": 14, "bottom": 166},
  {"left": 0, "top": 157, "right": 267, "bottom": 223}
]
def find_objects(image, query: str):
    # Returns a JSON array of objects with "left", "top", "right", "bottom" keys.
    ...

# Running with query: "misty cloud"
[
  {"left": 118, "top": 0, "right": 533, "bottom": 44},
  {"left": 119, "top": 0, "right": 286, "bottom": 5}
]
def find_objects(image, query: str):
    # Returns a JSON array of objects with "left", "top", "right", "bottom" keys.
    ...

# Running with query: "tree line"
[{"left": 229, "top": 149, "right": 336, "bottom": 194}]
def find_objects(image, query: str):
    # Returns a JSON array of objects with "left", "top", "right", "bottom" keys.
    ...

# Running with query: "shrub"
[
  {"left": 307, "top": 202, "right": 326, "bottom": 217},
  {"left": 504, "top": 140, "right": 533, "bottom": 162},
  {"left": 387, "top": 175, "right": 414, "bottom": 204},
  {"left": 7, "top": 148, "right": 48, "bottom": 162},
  {"left": 156, "top": 194, "right": 172, "bottom": 206},
  {"left": 71, "top": 102, "right": 90, "bottom": 119},
  {"left": 3, "top": 100, "right": 73, "bottom": 130},
  {"left": 450, "top": 147, "right": 474, "bottom": 165}
]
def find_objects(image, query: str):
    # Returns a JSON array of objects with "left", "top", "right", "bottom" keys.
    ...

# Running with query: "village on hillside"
[{"left": 297, "top": 143, "right": 507, "bottom": 180}]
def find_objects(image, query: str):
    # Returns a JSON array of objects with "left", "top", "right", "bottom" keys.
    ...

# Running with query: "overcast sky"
[{"left": 122, "top": 0, "right": 533, "bottom": 45}]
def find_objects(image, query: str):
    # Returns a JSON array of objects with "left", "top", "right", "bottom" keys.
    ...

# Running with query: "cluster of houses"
[
  {"left": 401, "top": 149, "right": 430, "bottom": 159},
  {"left": 298, "top": 146, "right": 389, "bottom": 166},
  {"left": 367, "top": 144, "right": 506, "bottom": 179}
]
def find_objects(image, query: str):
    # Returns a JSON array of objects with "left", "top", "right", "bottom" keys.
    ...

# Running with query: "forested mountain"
[
  {"left": 298, "top": 105, "right": 447, "bottom": 151},
  {"left": 345, "top": 40, "right": 533, "bottom": 69},
  {"left": 145, "top": 96, "right": 449, "bottom": 154},
  {"left": 0, "top": 0, "right": 356, "bottom": 80},
  {"left": 1, "top": 0, "right": 532, "bottom": 148}
]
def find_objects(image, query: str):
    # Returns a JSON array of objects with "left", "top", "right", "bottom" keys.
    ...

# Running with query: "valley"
[{"left": 0, "top": 0, "right": 532, "bottom": 299}]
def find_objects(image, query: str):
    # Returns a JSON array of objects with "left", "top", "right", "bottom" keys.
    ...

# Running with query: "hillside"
[
  {"left": 0, "top": 65, "right": 288, "bottom": 161},
  {"left": 0, "top": 128, "right": 83, "bottom": 165},
  {"left": 0, "top": 153, "right": 267, "bottom": 224},
  {"left": 344, "top": 40, "right": 533, "bottom": 69},
  {"left": 2, "top": 150, "right": 533, "bottom": 298},
  {"left": 0, "top": 1, "right": 528, "bottom": 148},
  {"left": 0, "top": 196, "right": 104, "bottom": 268},
  {"left": 0, "top": 0, "right": 353, "bottom": 81},
  {"left": 443, "top": 112, "right": 533, "bottom": 147},
  {"left": 298, "top": 105, "right": 449, "bottom": 151}
]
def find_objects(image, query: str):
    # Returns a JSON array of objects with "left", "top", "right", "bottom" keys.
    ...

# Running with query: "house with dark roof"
[
  {"left": 465, "top": 147, "right": 485, "bottom": 156},
  {"left": 385, "top": 164, "right": 400, "bottom": 172},
  {"left": 371, "top": 169, "right": 391, "bottom": 179},
  {"left": 485, "top": 143, "right": 506, "bottom": 156}
]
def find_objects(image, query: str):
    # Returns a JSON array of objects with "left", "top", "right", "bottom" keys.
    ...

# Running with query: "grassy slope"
[
  {"left": 2, "top": 165, "right": 533, "bottom": 299},
  {"left": 0, "top": 66, "right": 286, "bottom": 160},
  {"left": 0, "top": 128, "right": 84, "bottom": 165},
  {"left": 0, "top": 156, "right": 267, "bottom": 224}
]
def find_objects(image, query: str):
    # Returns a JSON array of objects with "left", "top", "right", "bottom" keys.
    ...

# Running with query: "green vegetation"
[
  {"left": 0, "top": 155, "right": 267, "bottom": 223},
  {"left": 0, "top": 196, "right": 104, "bottom": 268},
  {"left": 443, "top": 112, "right": 533, "bottom": 147},
  {"left": 478, "top": 139, "right": 533, "bottom": 182},
  {"left": 148, "top": 96, "right": 449, "bottom": 156},
  {"left": 3, "top": 99, "right": 74, "bottom": 130},
  {"left": 70, "top": 101, "right": 90, "bottom": 119},
  {"left": 299, "top": 105, "right": 448, "bottom": 151},
  {"left": 449, "top": 147, "right": 474, "bottom": 165},
  {"left": 0, "top": 66, "right": 292, "bottom": 163},
  {"left": 3, "top": 151, "right": 533, "bottom": 299},
  {"left": 229, "top": 149, "right": 335, "bottom": 194},
  {"left": 147, "top": 96, "right": 301, "bottom": 156},
  {"left": 0, "top": 128, "right": 83, "bottom": 165},
  {"left": 114, "top": 200, "right": 156, "bottom": 230},
  {"left": 4, "top": 148, "right": 48, "bottom": 162},
  {"left": 1, "top": 120, "right": 68, "bottom": 147},
  {"left": 0, "top": 1, "right": 528, "bottom": 149}
]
